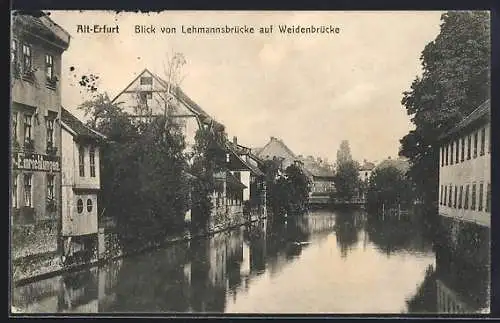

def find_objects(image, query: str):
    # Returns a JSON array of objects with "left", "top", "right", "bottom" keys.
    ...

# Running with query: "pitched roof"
[
  {"left": 299, "top": 157, "right": 335, "bottom": 178},
  {"left": 256, "top": 137, "right": 298, "bottom": 160},
  {"left": 225, "top": 141, "right": 265, "bottom": 177},
  {"left": 112, "top": 68, "right": 224, "bottom": 131},
  {"left": 359, "top": 160, "right": 376, "bottom": 171},
  {"left": 440, "top": 99, "right": 491, "bottom": 140},
  {"left": 61, "top": 107, "right": 107, "bottom": 142},
  {"left": 13, "top": 11, "right": 70, "bottom": 50},
  {"left": 375, "top": 157, "right": 410, "bottom": 173}
]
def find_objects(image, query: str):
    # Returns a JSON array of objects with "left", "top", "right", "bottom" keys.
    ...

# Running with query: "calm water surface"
[{"left": 12, "top": 209, "right": 489, "bottom": 314}]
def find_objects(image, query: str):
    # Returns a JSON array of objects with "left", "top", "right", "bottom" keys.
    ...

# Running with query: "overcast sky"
[{"left": 47, "top": 10, "right": 444, "bottom": 164}]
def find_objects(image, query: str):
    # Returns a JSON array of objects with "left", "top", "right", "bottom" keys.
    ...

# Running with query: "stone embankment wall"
[{"left": 13, "top": 208, "right": 266, "bottom": 284}]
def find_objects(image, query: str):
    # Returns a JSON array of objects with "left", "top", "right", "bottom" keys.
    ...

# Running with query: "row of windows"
[
  {"left": 79, "top": 146, "right": 97, "bottom": 177},
  {"left": 440, "top": 182, "right": 491, "bottom": 212},
  {"left": 440, "top": 125, "right": 489, "bottom": 167},
  {"left": 215, "top": 192, "right": 243, "bottom": 207},
  {"left": 76, "top": 198, "right": 93, "bottom": 214},
  {"left": 11, "top": 39, "right": 57, "bottom": 85},
  {"left": 11, "top": 112, "right": 56, "bottom": 151},
  {"left": 12, "top": 173, "right": 55, "bottom": 208}
]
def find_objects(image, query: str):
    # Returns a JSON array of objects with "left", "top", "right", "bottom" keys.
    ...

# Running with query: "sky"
[{"left": 46, "top": 10, "right": 444, "bottom": 164}]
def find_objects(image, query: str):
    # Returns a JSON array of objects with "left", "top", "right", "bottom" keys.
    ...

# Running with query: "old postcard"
[{"left": 10, "top": 10, "right": 491, "bottom": 315}]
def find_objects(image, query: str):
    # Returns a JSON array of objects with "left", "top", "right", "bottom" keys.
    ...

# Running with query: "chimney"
[
  {"left": 388, "top": 156, "right": 391, "bottom": 160},
  {"left": 233, "top": 136, "right": 237, "bottom": 145}
]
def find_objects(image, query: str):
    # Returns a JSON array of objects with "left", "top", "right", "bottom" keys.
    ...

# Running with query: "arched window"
[
  {"left": 87, "top": 199, "right": 93, "bottom": 212},
  {"left": 77, "top": 199, "right": 84, "bottom": 213}
]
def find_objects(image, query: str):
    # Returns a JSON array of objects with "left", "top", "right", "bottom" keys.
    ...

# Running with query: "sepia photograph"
[{"left": 9, "top": 10, "right": 491, "bottom": 315}]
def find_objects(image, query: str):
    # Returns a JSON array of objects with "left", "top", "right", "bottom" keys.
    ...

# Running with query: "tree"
[
  {"left": 284, "top": 164, "right": 312, "bottom": 215},
  {"left": 336, "top": 140, "right": 353, "bottom": 166},
  {"left": 189, "top": 125, "right": 227, "bottom": 232},
  {"left": 261, "top": 160, "right": 311, "bottom": 220},
  {"left": 78, "top": 93, "right": 190, "bottom": 250},
  {"left": 399, "top": 11, "right": 490, "bottom": 207},
  {"left": 366, "top": 165, "right": 414, "bottom": 212},
  {"left": 334, "top": 140, "right": 360, "bottom": 201}
]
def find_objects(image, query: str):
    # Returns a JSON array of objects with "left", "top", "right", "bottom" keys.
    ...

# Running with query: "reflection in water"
[{"left": 12, "top": 209, "right": 490, "bottom": 314}]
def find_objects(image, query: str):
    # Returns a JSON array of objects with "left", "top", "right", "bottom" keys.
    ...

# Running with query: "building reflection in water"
[
  {"left": 12, "top": 258, "right": 123, "bottom": 313},
  {"left": 15, "top": 211, "right": 475, "bottom": 314},
  {"left": 401, "top": 217, "right": 490, "bottom": 313}
]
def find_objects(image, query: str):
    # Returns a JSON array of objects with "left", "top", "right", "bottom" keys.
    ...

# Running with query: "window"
[
  {"left": 480, "top": 128, "right": 485, "bottom": 156},
  {"left": 461, "top": 137, "right": 465, "bottom": 162},
  {"left": 77, "top": 199, "right": 84, "bottom": 213},
  {"left": 471, "top": 184, "right": 476, "bottom": 210},
  {"left": 12, "top": 112, "right": 18, "bottom": 143},
  {"left": 79, "top": 146, "right": 85, "bottom": 177},
  {"left": 440, "top": 185, "right": 443, "bottom": 205},
  {"left": 140, "top": 76, "right": 152, "bottom": 85},
  {"left": 12, "top": 174, "right": 18, "bottom": 208},
  {"left": 24, "top": 115, "right": 32, "bottom": 143},
  {"left": 467, "top": 135, "right": 471, "bottom": 160},
  {"left": 486, "top": 183, "right": 491, "bottom": 212},
  {"left": 445, "top": 145, "right": 449, "bottom": 165},
  {"left": 22, "top": 43, "right": 32, "bottom": 73},
  {"left": 139, "top": 91, "right": 152, "bottom": 104},
  {"left": 455, "top": 139, "right": 460, "bottom": 163},
  {"left": 47, "top": 175, "right": 55, "bottom": 200},
  {"left": 87, "top": 199, "right": 93, "bottom": 212},
  {"left": 46, "top": 119, "right": 54, "bottom": 148},
  {"left": 459, "top": 186, "right": 463, "bottom": 209},
  {"left": 24, "top": 174, "right": 32, "bottom": 207},
  {"left": 450, "top": 142, "right": 454, "bottom": 165},
  {"left": 464, "top": 185, "right": 469, "bottom": 210},
  {"left": 448, "top": 185, "right": 452, "bottom": 207},
  {"left": 45, "top": 54, "right": 54, "bottom": 81},
  {"left": 478, "top": 183, "right": 484, "bottom": 211},
  {"left": 473, "top": 131, "right": 478, "bottom": 158},
  {"left": 444, "top": 186, "right": 448, "bottom": 206},
  {"left": 11, "top": 40, "right": 18, "bottom": 64},
  {"left": 454, "top": 186, "right": 457, "bottom": 208},
  {"left": 89, "top": 147, "right": 96, "bottom": 177}
]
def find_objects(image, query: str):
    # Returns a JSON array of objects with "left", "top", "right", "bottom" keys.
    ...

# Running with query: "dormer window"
[{"left": 140, "top": 76, "right": 153, "bottom": 85}]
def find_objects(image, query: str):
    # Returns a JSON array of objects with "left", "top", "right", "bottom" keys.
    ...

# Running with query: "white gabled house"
[
  {"left": 60, "top": 107, "right": 107, "bottom": 264},
  {"left": 111, "top": 68, "right": 224, "bottom": 155}
]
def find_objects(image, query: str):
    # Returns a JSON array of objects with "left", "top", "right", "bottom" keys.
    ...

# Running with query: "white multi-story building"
[
  {"left": 438, "top": 100, "right": 491, "bottom": 228},
  {"left": 60, "top": 107, "right": 106, "bottom": 263},
  {"left": 437, "top": 99, "right": 491, "bottom": 276}
]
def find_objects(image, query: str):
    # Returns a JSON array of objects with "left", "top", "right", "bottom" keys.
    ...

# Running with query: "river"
[{"left": 11, "top": 209, "right": 490, "bottom": 314}]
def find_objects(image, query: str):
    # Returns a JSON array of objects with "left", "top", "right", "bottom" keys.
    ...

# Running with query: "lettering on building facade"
[{"left": 12, "top": 152, "right": 61, "bottom": 172}]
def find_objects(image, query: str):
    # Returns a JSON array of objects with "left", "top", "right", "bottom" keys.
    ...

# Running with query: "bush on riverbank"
[{"left": 262, "top": 160, "right": 311, "bottom": 220}]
